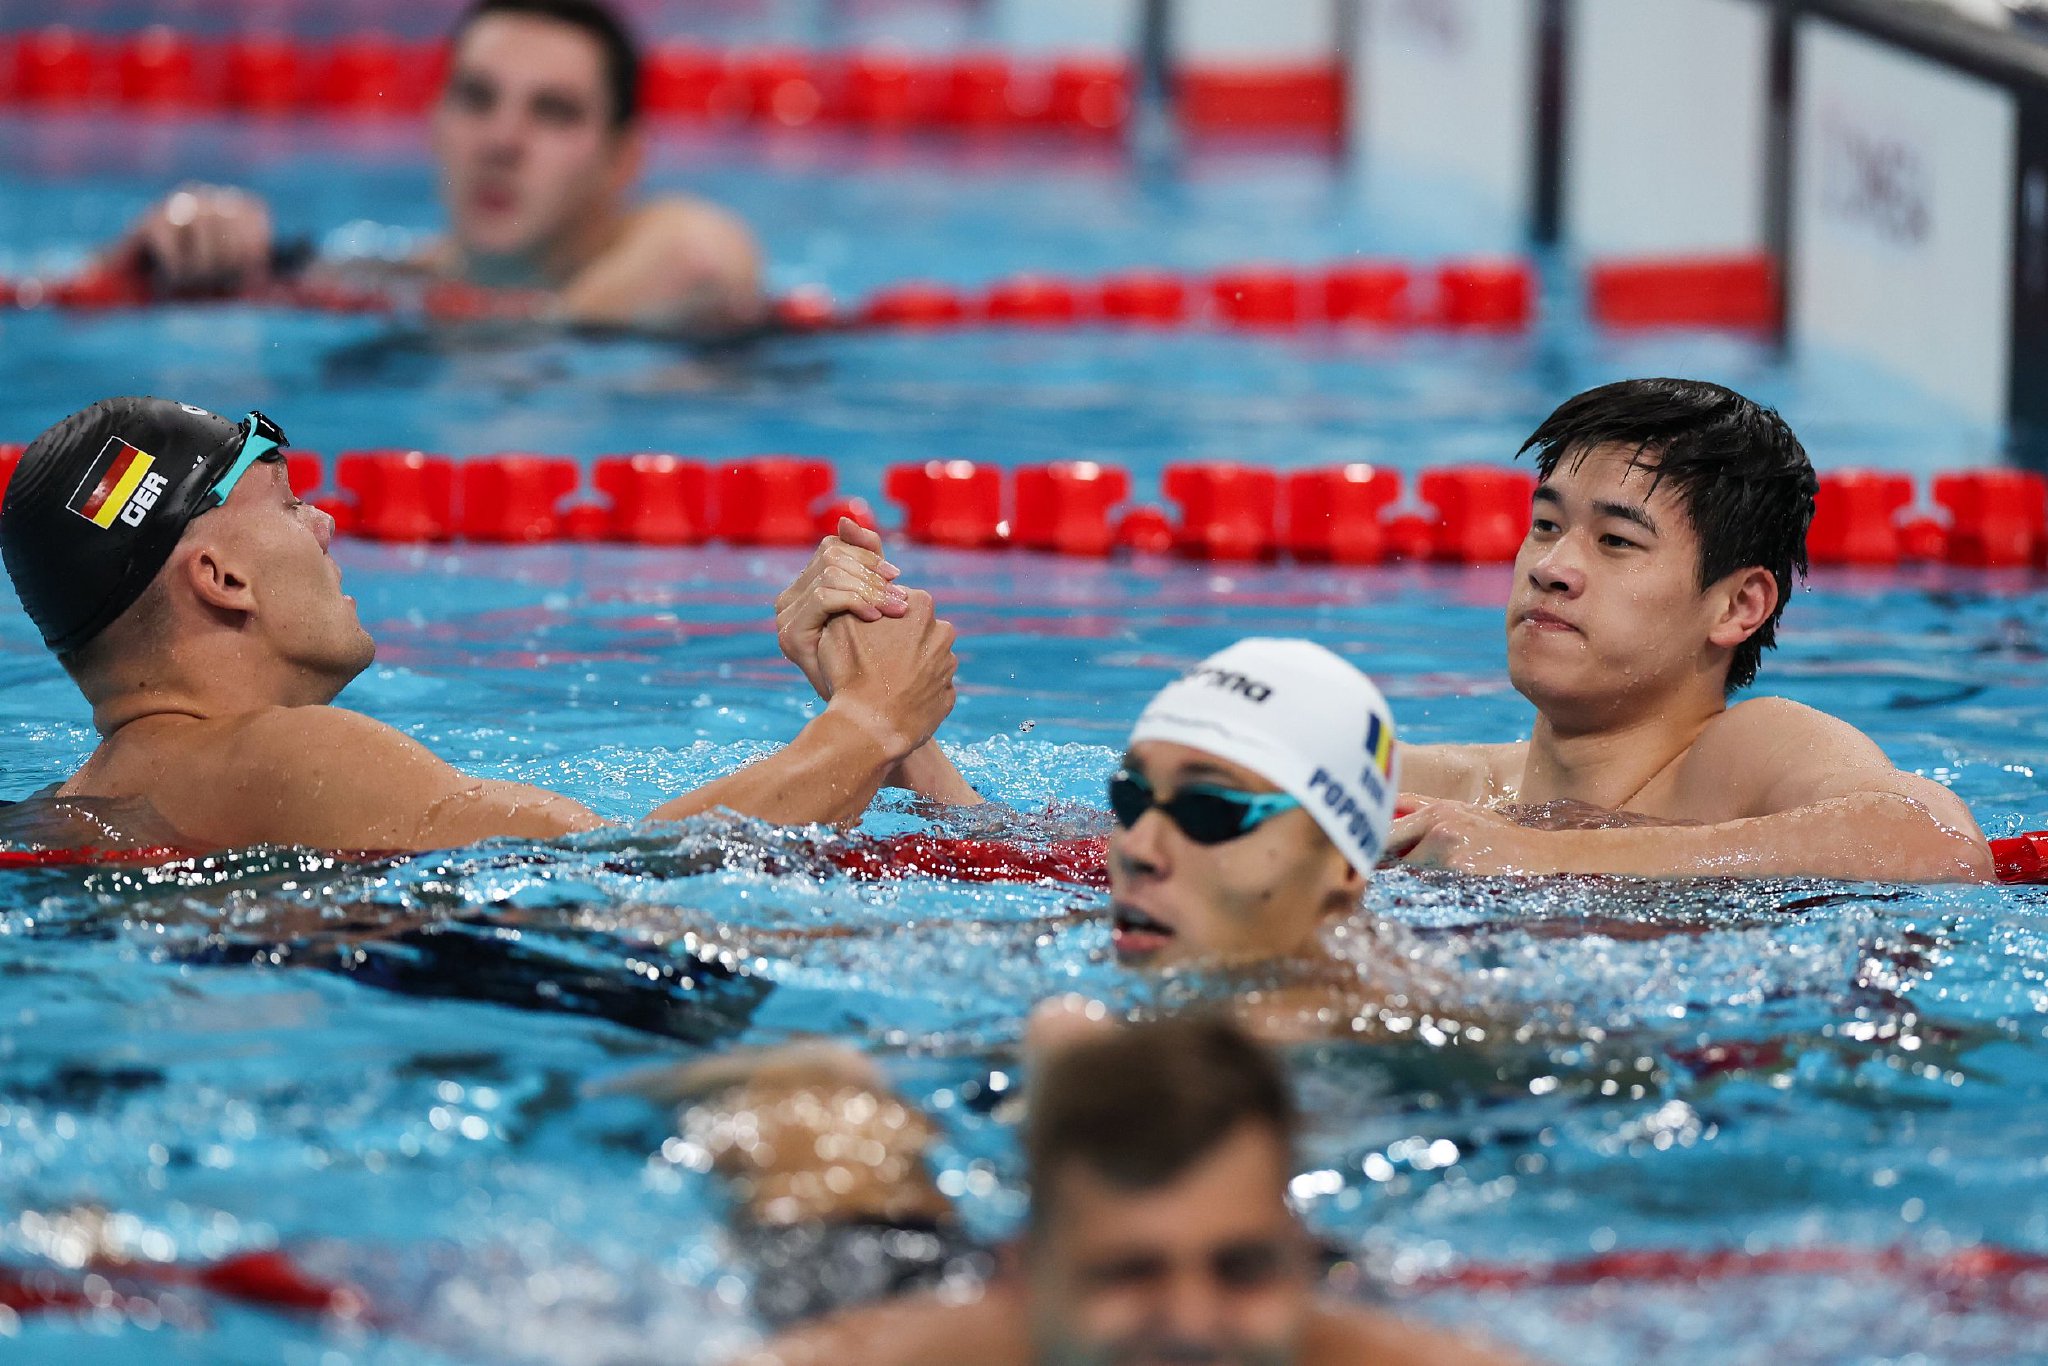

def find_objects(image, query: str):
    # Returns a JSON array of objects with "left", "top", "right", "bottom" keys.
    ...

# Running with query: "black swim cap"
[{"left": 1, "top": 397, "right": 286, "bottom": 655}]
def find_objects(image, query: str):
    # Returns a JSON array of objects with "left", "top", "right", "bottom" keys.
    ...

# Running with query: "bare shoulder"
[
  {"left": 736, "top": 1288, "right": 1026, "bottom": 1366},
  {"left": 1398, "top": 740, "right": 1525, "bottom": 803},
  {"left": 1699, "top": 695, "right": 1885, "bottom": 756},
  {"left": 224, "top": 704, "right": 441, "bottom": 772},
  {"left": 1307, "top": 1301, "right": 1533, "bottom": 1365},
  {"left": 623, "top": 196, "right": 760, "bottom": 271},
  {"left": 1677, "top": 695, "right": 1979, "bottom": 823}
]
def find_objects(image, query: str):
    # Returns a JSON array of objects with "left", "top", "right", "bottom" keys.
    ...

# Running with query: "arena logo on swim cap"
[
  {"left": 1182, "top": 666, "right": 1274, "bottom": 703},
  {"left": 68, "top": 437, "right": 170, "bottom": 531}
]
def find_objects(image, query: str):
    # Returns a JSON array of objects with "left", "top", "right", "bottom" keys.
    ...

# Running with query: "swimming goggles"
[
  {"left": 197, "top": 410, "right": 290, "bottom": 513},
  {"left": 1108, "top": 768, "right": 1300, "bottom": 845}
]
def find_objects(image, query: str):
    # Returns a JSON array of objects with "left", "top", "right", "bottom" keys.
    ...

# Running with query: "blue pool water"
[{"left": 3, "top": 117, "right": 2047, "bottom": 1363}]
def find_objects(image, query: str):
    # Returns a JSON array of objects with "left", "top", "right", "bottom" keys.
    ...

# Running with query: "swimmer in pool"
[
  {"left": 689, "top": 1017, "right": 1521, "bottom": 1365},
  {"left": 104, "top": 0, "right": 763, "bottom": 334},
  {"left": 1391, "top": 377, "right": 1991, "bottom": 882},
  {"left": 0, "top": 397, "right": 960, "bottom": 851}
]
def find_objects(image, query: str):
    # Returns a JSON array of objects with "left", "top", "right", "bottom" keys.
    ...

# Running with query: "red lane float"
[
  {"left": 1097, "top": 270, "right": 1191, "bottom": 325},
  {"left": 830, "top": 834, "right": 1108, "bottom": 887},
  {"left": 1324, "top": 263, "right": 1412, "bottom": 326},
  {"left": 1285, "top": 465, "right": 1402, "bottom": 564},
  {"left": 1419, "top": 467, "right": 1536, "bottom": 563},
  {"left": 1176, "top": 63, "right": 1344, "bottom": 137},
  {"left": 1164, "top": 463, "right": 1281, "bottom": 561},
  {"left": 1587, "top": 254, "right": 1780, "bottom": 331},
  {"left": 1991, "top": 832, "right": 2048, "bottom": 884},
  {"left": 1809, "top": 471, "right": 1915, "bottom": 566},
  {"left": 594, "top": 455, "right": 712, "bottom": 545},
  {"left": 1434, "top": 259, "right": 1535, "bottom": 330},
  {"left": 715, "top": 458, "right": 836, "bottom": 545},
  {"left": 336, "top": 451, "right": 456, "bottom": 543},
  {"left": 1933, "top": 470, "right": 2047, "bottom": 569},
  {"left": 459, "top": 456, "right": 578, "bottom": 544},
  {"left": 885, "top": 460, "right": 1007, "bottom": 548},
  {"left": 1013, "top": 462, "right": 1131, "bottom": 557}
]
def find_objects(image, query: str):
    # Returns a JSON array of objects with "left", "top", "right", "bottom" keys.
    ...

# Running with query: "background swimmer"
[
  {"left": 0, "top": 398, "right": 960, "bottom": 850},
  {"left": 104, "top": 0, "right": 763, "bottom": 334},
  {"left": 704, "top": 1017, "right": 1522, "bottom": 1365},
  {"left": 1393, "top": 378, "right": 1992, "bottom": 882}
]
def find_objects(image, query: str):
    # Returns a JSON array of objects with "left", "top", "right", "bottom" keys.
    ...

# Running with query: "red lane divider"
[
  {"left": 0, "top": 28, "right": 1131, "bottom": 132},
  {"left": 9, "top": 834, "right": 2048, "bottom": 886},
  {"left": 4, "top": 256, "right": 1540, "bottom": 336},
  {"left": 7, "top": 443, "right": 2048, "bottom": 570},
  {"left": 0, "top": 1248, "right": 367, "bottom": 1325},
  {"left": 1415, "top": 1242, "right": 2048, "bottom": 1305}
]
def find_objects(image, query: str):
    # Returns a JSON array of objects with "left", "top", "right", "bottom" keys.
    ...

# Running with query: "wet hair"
[
  {"left": 449, "top": 0, "right": 641, "bottom": 129},
  {"left": 1025, "top": 1016, "right": 1294, "bottom": 1232},
  {"left": 1518, "top": 377, "right": 1818, "bottom": 693}
]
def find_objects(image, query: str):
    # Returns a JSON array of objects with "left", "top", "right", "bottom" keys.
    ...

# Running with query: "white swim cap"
[{"left": 1126, "top": 638, "right": 1398, "bottom": 876}]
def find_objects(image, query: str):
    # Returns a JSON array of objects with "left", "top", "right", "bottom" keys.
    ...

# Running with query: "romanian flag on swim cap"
[
  {"left": 68, "top": 437, "right": 156, "bottom": 530},
  {"left": 1366, "top": 710, "right": 1394, "bottom": 779}
]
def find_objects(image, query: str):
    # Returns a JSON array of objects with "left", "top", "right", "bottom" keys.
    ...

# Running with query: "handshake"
[{"left": 772, "top": 517, "right": 969, "bottom": 797}]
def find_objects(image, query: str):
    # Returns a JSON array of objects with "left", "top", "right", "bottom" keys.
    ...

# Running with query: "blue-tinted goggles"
[
  {"left": 1108, "top": 768, "right": 1300, "bottom": 845},
  {"left": 199, "top": 410, "right": 290, "bottom": 513}
]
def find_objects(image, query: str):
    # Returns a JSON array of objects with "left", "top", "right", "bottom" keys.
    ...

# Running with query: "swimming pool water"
[{"left": 2, "top": 116, "right": 2047, "bottom": 1363}]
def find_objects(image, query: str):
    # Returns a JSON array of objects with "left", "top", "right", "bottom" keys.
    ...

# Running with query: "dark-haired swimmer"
[
  {"left": 1392, "top": 378, "right": 1991, "bottom": 882},
  {"left": 107, "top": 0, "right": 762, "bottom": 334},
  {"left": 0, "top": 398, "right": 959, "bottom": 851},
  {"left": 702, "top": 1018, "right": 1522, "bottom": 1365}
]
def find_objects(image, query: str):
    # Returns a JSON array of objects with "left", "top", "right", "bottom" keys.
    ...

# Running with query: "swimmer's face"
[
  {"left": 433, "top": 13, "right": 640, "bottom": 266},
  {"left": 190, "top": 457, "right": 374, "bottom": 694},
  {"left": 1027, "top": 1120, "right": 1314, "bottom": 1366},
  {"left": 1108, "top": 740, "right": 1363, "bottom": 970},
  {"left": 1508, "top": 444, "right": 1772, "bottom": 721}
]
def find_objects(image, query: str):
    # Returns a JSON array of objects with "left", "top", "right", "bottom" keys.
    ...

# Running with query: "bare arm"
[
  {"left": 1308, "top": 1303, "right": 1535, "bottom": 1366},
  {"left": 555, "top": 198, "right": 766, "bottom": 334},
  {"left": 1391, "top": 702, "right": 1991, "bottom": 882}
]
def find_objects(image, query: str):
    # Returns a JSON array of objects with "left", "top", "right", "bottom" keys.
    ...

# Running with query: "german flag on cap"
[{"left": 68, "top": 437, "right": 162, "bottom": 530}]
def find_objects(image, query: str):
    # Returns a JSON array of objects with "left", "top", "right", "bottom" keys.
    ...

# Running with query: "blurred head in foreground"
[
  {"left": 1024, "top": 1015, "right": 1309, "bottom": 1365},
  {"left": 1109, "top": 639, "right": 1398, "bottom": 969}
]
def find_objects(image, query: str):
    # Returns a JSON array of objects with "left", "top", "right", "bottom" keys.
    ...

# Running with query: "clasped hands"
[{"left": 775, "top": 517, "right": 960, "bottom": 771}]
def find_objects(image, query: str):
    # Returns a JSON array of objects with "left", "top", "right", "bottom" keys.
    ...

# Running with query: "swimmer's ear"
[
  {"left": 180, "top": 543, "right": 257, "bottom": 618},
  {"left": 1706, "top": 564, "right": 1779, "bottom": 650}
]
